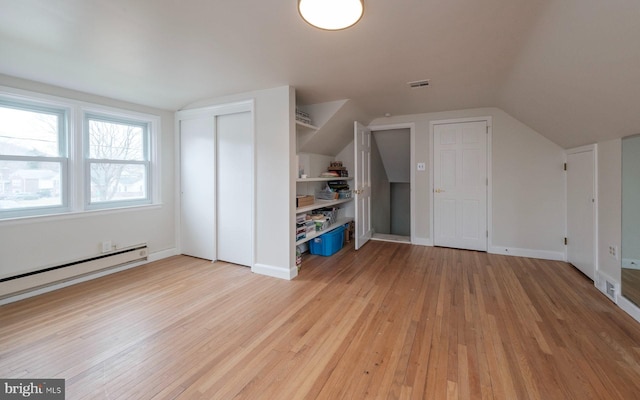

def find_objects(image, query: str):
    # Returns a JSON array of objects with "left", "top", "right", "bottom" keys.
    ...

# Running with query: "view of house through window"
[
  {"left": 0, "top": 103, "right": 67, "bottom": 212},
  {"left": 0, "top": 91, "right": 157, "bottom": 219}
]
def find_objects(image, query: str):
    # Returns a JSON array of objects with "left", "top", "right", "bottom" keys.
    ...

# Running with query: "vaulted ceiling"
[{"left": 1, "top": 0, "right": 638, "bottom": 148}]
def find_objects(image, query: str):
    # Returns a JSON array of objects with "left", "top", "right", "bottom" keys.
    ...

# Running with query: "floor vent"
[
  {"left": 605, "top": 280, "right": 617, "bottom": 301},
  {"left": 0, "top": 245, "right": 147, "bottom": 299}
]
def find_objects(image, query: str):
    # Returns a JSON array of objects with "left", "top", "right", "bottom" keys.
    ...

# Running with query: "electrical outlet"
[
  {"left": 417, "top": 162, "right": 426, "bottom": 171},
  {"left": 102, "top": 240, "right": 112, "bottom": 253},
  {"left": 608, "top": 245, "right": 618, "bottom": 260}
]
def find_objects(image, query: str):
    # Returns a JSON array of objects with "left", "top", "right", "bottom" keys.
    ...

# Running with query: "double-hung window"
[
  {"left": 0, "top": 99, "right": 68, "bottom": 217},
  {"left": 0, "top": 88, "right": 158, "bottom": 220},
  {"left": 84, "top": 114, "right": 151, "bottom": 209}
]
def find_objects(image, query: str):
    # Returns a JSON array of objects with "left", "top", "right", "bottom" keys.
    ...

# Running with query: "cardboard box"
[{"left": 296, "top": 195, "right": 315, "bottom": 208}]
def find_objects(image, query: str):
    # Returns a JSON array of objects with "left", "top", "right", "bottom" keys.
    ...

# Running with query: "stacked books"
[
  {"left": 295, "top": 108, "right": 312, "bottom": 125},
  {"left": 328, "top": 161, "right": 348, "bottom": 177},
  {"left": 296, "top": 213, "right": 316, "bottom": 241}
]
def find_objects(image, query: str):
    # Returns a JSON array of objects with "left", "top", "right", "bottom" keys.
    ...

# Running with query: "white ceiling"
[{"left": 1, "top": 0, "right": 639, "bottom": 148}]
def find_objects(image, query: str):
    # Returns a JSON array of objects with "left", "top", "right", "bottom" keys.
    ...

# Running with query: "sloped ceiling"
[{"left": 0, "top": 0, "right": 638, "bottom": 148}]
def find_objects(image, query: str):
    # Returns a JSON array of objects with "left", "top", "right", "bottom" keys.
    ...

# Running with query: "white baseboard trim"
[
  {"left": 488, "top": 246, "right": 565, "bottom": 261},
  {"left": 252, "top": 263, "right": 297, "bottom": 280},
  {"left": 149, "top": 247, "right": 179, "bottom": 262},
  {"left": 622, "top": 258, "right": 640, "bottom": 270},
  {"left": 412, "top": 238, "right": 432, "bottom": 247},
  {"left": 618, "top": 295, "right": 640, "bottom": 324},
  {"left": 0, "top": 247, "right": 178, "bottom": 306}
]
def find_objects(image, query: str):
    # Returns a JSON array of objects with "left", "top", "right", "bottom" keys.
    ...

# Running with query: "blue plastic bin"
[{"left": 310, "top": 225, "right": 345, "bottom": 256}]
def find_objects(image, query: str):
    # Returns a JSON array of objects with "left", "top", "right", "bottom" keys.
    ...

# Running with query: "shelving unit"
[
  {"left": 295, "top": 188, "right": 354, "bottom": 246},
  {"left": 296, "top": 216, "right": 352, "bottom": 246},
  {"left": 296, "top": 177, "right": 353, "bottom": 183},
  {"left": 294, "top": 105, "right": 355, "bottom": 255},
  {"left": 296, "top": 197, "right": 353, "bottom": 214}
]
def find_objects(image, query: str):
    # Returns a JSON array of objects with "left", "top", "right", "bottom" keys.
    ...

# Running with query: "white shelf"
[
  {"left": 296, "top": 177, "right": 353, "bottom": 182},
  {"left": 295, "top": 120, "right": 318, "bottom": 131},
  {"left": 296, "top": 198, "right": 353, "bottom": 214},
  {"left": 296, "top": 217, "right": 353, "bottom": 246}
]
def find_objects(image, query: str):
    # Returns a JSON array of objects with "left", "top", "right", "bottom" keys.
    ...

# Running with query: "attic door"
[{"left": 433, "top": 120, "right": 488, "bottom": 251}]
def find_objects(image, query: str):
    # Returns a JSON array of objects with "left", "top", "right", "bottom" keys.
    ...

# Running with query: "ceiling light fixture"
[{"left": 298, "top": 0, "right": 364, "bottom": 31}]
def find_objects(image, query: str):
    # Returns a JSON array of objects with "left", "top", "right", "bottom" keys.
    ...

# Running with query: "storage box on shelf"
[
  {"left": 310, "top": 225, "right": 346, "bottom": 256},
  {"left": 296, "top": 195, "right": 314, "bottom": 208}
]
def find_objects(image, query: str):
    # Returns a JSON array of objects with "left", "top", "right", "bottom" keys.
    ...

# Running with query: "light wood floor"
[{"left": 2, "top": 242, "right": 640, "bottom": 399}]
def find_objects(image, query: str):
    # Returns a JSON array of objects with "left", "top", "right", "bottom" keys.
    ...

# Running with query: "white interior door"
[
  {"left": 433, "top": 121, "right": 487, "bottom": 251},
  {"left": 354, "top": 121, "right": 372, "bottom": 250},
  {"left": 216, "top": 111, "right": 253, "bottom": 267},
  {"left": 566, "top": 147, "right": 596, "bottom": 280},
  {"left": 180, "top": 117, "right": 216, "bottom": 260}
]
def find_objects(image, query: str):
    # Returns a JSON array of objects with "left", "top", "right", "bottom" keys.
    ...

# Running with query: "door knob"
[{"left": 435, "top": 188, "right": 445, "bottom": 193}]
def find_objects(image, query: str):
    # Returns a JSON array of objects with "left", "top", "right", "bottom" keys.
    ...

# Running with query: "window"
[
  {"left": 0, "top": 88, "right": 159, "bottom": 220},
  {"left": 85, "top": 114, "right": 151, "bottom": 208},
  {"left": 0, "top": 100, "right": 68, "bottom": 217}
]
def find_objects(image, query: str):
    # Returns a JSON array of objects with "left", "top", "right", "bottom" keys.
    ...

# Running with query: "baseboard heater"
[{"left": 0, "top": 244, "right": 148, "bottom": 299}]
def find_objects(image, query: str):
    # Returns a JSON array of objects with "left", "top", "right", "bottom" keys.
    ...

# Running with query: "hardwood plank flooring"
[{"left": 2, "top": 242, "right": 640, "bottom": 399}]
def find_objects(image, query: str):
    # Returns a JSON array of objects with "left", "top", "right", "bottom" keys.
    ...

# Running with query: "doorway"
[{"left": 368, "top": 125, "right": 414, "bottom": 244}]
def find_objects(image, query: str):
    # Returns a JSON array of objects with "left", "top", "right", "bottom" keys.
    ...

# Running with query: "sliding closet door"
[
  {"left": 180, "top": 117, "right": 216, "bottom": 260},
  {"left": 216, "top": 111, "right": 253, "bottom": 267}
]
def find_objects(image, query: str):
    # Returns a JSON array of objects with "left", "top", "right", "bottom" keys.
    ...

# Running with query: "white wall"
[
  {"left": 183, "top": 86, "right": 295, "bottom": 279},
  {"left": 370, "top": 107, "right": 566, "bottom": 259},
  {"left": 0, "top": 74, "right": 176, "bottom": 281},
  {"left": 597, "top": 139, "right": 622, "bottom": 283}
]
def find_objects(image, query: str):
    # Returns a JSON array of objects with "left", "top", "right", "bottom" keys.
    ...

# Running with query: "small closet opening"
[{"left": 371, "top": 128, "right": 411, "bottom": 243}]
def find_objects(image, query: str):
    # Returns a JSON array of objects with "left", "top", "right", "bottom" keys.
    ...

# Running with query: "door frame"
[
  {"left": 565, "top": 144, "right": 598, "bottom": 277},
  {"left": 175, "top": 100, "right": 255, "bottom": 267},
  {"left": 369, "top": 122, "right": 416, "bottom": 244},
  {"left": 429, "top": 117, "right": 492, "bottom": 249}
]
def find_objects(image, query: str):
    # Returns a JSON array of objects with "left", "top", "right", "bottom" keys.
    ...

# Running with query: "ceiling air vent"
[{"left": 408, "top": 79, "right": 430, "bottom": 88}]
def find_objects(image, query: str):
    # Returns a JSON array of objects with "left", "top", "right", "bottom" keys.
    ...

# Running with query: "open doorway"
[{"left": 370, "top": 127, "right": 412, "bottom": 244}]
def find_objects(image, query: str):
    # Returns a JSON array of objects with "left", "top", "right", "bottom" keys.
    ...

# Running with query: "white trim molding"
[
  {"left": 618, "top": 296, "right": 640, "bottom": 324},
  {"left": 252, "top": 263, "right": 298, "bottom": 280},
  {"left": 489, "top": 246, "right": 565, "bottom": 261}
]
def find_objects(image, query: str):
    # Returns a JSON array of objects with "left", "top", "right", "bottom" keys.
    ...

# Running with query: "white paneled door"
[
  {"left": 354, "top": 121, "right": 372, "bottom": 250},
  {"left": 566, "top": 146, "right": 596, "bottom": 280},
  {"left": 433, "top": 121, "right": 488, "bottom": 251}
]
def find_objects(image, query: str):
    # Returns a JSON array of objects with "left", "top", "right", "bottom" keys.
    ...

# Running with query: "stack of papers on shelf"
[{"left": 295, "top": 108, "right": 312, "bottom": 125}]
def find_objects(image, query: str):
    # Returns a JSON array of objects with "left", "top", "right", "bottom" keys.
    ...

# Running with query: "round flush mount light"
[{"left": 298, "top": 0, "right": 364, "bottom": 31}]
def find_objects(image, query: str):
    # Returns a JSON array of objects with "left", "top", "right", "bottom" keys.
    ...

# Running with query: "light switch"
[{"left": 417, "top": 162, "right": 426, "bottom": 171}]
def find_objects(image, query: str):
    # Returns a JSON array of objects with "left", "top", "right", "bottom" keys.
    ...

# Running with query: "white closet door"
[
  {"left": 180, "top": 117, "right": 216, "bottom": 260},
  {"left": 566, "top": 147, "right": 596, "bottom": 280},
  {"left": 216, "top": 112, "right": 253, "bottom": 267}
]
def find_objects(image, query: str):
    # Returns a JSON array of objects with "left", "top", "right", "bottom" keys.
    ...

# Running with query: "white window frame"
[
  {"left": 83, "top": 112, "right": 152, "bottom": 210},
  {"left": 0, "top": 97, "right": 71, "bottom": 219},
  {"left": 0, "top": 86, "right": 161, "bottom": 221}
]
